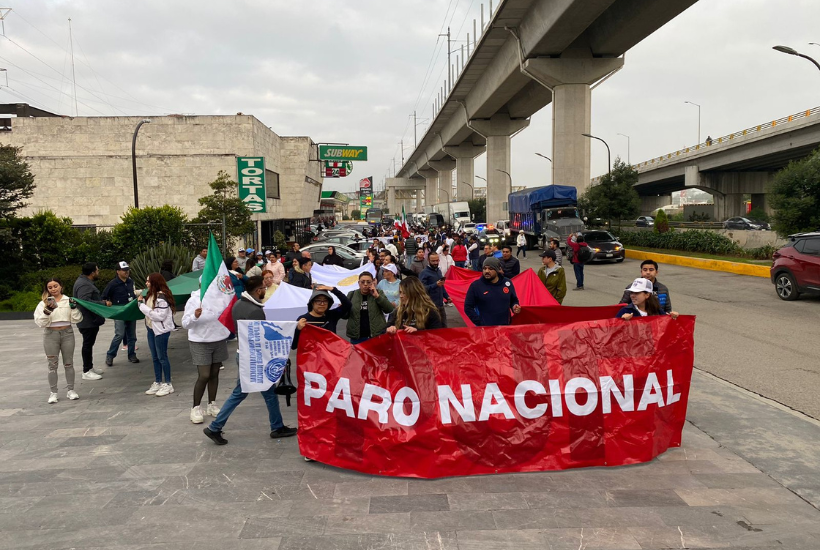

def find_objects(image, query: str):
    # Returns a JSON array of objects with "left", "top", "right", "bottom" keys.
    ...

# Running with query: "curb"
[{"left": 624, "top": 249, "right": 770, "bottom": 278}]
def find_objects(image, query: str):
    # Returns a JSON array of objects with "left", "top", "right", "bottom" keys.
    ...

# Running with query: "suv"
[
  {"left": 771, "top": 232, "right": 820, "bottom": 300},
  {"left": 636, "top": 216, "right": 654, "bottom": 227}
]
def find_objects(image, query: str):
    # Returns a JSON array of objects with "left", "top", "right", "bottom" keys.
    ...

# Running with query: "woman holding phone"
[
  {"left": 138, "top": 273, "right": 176, "bottom": 397},
  {"left": 34, "top": 278, "right": 83, "bottom": 403}
]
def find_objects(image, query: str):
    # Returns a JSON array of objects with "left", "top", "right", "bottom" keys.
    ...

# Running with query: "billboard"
[{"left": 236, "top": 157, "right": 267, "bottom": 213}]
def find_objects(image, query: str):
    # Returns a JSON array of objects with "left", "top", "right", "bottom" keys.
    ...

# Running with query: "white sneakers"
[
  {"left": 145, "top": 382, "right": 161, "bottom": 395},
  {"left": 82, "top": 371, "right": 103, "bottom": 381},
  {"left": 206, "top": 402, "right": 220, "bottom": 417},
  {"left": 67, "top": 390, "right": 80, "bottom": 400},
  {"left": 48, "top": 392, "right": 58, "bottom": 404},
  {"left": 156, "top": 383, "right": 174, "bottom": 397},
  {"left": 190, "top": 406, "right": 204, "bottom": 424}
]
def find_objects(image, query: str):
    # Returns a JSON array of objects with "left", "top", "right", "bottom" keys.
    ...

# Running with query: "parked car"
[
  {"left": 314, "top": 231, "right": 362, "bottom": 243},
  {"left": 301, "top": 243, "right": 365, "bottom": 270},
  {"left": 770, "top": 232, "right": 820, "bottom": 301},
  {"left": 581, "top": 230, "right": 626, "bottom": 262},
  {"left": 461, "top": 222, "right": 477, "bottom": 235},
  {"left": 477, "top": 227, "right": 503, "bottom": 248},
  {"left": 723, "top": 217, "right": 771, "bottom": 231},
  {"left": 495, "top": 220, "right": 513, "bottom": 244},
  {"left": 635, "top": 216, "right": 654, "bottom": 227}
]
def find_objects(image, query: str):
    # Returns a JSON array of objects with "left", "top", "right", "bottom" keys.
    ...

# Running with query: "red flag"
[{"left": 296, "top": 313, "right": 696, "bottom": 478}]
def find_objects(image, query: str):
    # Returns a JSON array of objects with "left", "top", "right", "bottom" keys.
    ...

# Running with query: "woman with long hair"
[
  {"left": 34, "top": 277, "right": 83, "bottom": 403},
  {"left": 138, "top": 273, "right": 176, "bottom": 396},
  {"left": 617, "top": 278, "right": 679, "bottom": 320},
  {"left": 386, "top": 277, "right": 443, "bottom": 334},
  {"left": 225, "top": 257, "right": 247, "bottom": 296},
  {"left": 245, "top": 257, "right": 263, "bottom": 278}
]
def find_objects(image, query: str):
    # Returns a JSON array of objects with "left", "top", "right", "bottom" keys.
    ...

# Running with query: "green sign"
[
  {"left": 319, "top": 145, "right": 368, "bottom": 161},
  {"left": 236, "top": 157, "right": 267, "bottom": 213}
]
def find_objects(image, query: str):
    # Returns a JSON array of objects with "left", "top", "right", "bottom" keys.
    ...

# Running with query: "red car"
[{"left": 771, "top": 232, "right": 820, "bottom": 300}]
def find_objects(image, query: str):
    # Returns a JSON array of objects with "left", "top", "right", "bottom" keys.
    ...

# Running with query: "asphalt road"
[{"left": 513, "top": 252, "right": 820, "bottom": 419}]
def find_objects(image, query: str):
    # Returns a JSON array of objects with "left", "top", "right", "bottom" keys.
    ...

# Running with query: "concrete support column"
[
  {"left": 640, "top": 195, "right": 672, "bottom": 216},
  {"left": 387, "top": 183, "right": 396, "bottom": 214},
  {"left": 751, "top": 193, "right": 771, "bottom": 215},
  {"left": 524, "top": 57, "right": 624, "bottom": 195},
  {"left": 714, "top": 193, "right": 745, "bottom": 220},
  {"left": 417, "top": 169, "right": 439, "bottom": 208},
  {"left": 428, "top": 158, "right": 457, "bottom": 204},
  {"left": 470, "top": 114, "right": 530, "bottom": 225},
  {"left": 444, "top": 144, "right": 485, "bottom": 201}
]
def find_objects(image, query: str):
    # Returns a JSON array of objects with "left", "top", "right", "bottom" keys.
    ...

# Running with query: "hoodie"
[
  {"left": 463, "top": 274, "right": 519, "bottom": 326},
  {"left": 181, "top": 289, "right": 231, "bottom": 343}
]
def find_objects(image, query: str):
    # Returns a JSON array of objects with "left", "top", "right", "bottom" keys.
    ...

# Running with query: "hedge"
[{"left": 614, "top": 229, "right": 776, "bottom": 260}]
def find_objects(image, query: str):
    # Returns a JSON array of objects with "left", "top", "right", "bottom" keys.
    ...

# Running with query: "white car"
[{"left": 461, "top": 223, "right": 477, "bottom": 235}]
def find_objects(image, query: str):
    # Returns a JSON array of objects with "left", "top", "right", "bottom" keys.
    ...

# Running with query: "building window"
[{"left": 266, "top": 169, "right": 280, "bottom": 199}]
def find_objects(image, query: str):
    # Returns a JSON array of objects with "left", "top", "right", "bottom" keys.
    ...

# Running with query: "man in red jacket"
[
  {"left": 451, "top": 238, "right": 469, "bottom": 268},
  {"left": 566, "top": 232, "right": 588, "bottom": 291}
]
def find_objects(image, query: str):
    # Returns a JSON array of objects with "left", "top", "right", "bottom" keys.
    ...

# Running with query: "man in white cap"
[{"left": 102, "top": 261, "right": 139, "bottom": 366}]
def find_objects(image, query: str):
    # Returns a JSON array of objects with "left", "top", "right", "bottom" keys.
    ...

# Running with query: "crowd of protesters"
[{"left": 32, "top": 221, "right": 680, "bottom": 461}]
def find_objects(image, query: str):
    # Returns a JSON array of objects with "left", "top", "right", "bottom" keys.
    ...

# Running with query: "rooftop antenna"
[{"left": 68, "top": 18, "right": 78, "bottom": 116}]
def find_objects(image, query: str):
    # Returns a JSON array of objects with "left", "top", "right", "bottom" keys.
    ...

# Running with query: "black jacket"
[
  {"left": 102, "top": 276, "right": 135, "bottom": 306},
  {"left": 292, "top": 288, "right": 352, "bottom": 349},
  {"left": 322, "top": 254, "right": 344, "bottom": 267},
  {"left": 499, "top": 256, "right": 521, "bottom": 277},
  {"left": 619, "top": 279, "right": 672, "bottom": 313},
  {"left": 73, "top": 275, "right": 105, "bottom": 328},
  {"left": 231, "top": 293, "right": 265, "bottom": 332},
  {"left": 290, "top": 270, "right": 313, "bottom": 289}
]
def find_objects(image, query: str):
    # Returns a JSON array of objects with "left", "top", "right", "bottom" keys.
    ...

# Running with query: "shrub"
[
  {"left": 688, "top": 212, "right": 711, "bottom": 222},
  {"left": 273, "top": 230, "right": 287, "bottom": 251},
  {"left": 615, "top": 229, "right": 743, "bottom": 256},
  {"left": 0, "top": 290, "right": 42, "bottom": 312},
  {"left": 111, "top": 205, "right": 189, "bottom": 261},
  {"left": 654, "top": 209, "right": 670, "bottom": 234},
  {"left": 18, "top": 265, "right": 117, "bottom": 296},
  {"left": 747, "top": 207, "right": 770, "bottom": 223},
  {"left": 128, "top": 243, "right": 195, "bottom": 287}
]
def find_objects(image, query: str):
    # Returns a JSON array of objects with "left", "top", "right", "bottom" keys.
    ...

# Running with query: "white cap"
[
  {"left": 383, "top": 264, "right": 398, "bottom": 275},
  {"left": 265, "top": 250, "right": 272, "bottom": 255},
  {"left": 627, "top": 277, "right": 654, "bottom": 294},
  {"left": 117, "top": 261, "right": 130, "bottom": 270}
]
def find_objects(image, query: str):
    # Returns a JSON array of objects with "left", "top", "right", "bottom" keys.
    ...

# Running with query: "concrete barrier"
[{"left": 624, "top": 249, "right": 770, "bottom": 278}]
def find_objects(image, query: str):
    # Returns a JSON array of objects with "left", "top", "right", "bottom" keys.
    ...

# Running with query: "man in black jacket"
[
  {"left": 499, "top": 246, "right": 521, "bottom": 277},
  {"left": 203, "top": 276, "right": 298, "bottom": 445},
  {"left": 102, "top": 261, "right": 139, "bottom": 366},
  {"left": 618, "top": 259, "right": 672, "bottom": 313},
  {"left": 73, "top": 262, "right": 111, "bottom": 380}
]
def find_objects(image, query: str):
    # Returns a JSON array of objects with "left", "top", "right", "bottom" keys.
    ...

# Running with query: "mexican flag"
[
  {"left": 201, "top": 233, "right": 237, "bottom": 323},
  {"left": 395, "top": 204, "right": 410, "bottom": 238}
]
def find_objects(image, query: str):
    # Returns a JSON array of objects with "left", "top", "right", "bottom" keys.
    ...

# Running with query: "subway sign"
[
  {"left": 319, "top": 145, "right": 368, "bottom": 161},
  {"left": 236, "top": 157, "right": 267, "bottom": 213}
]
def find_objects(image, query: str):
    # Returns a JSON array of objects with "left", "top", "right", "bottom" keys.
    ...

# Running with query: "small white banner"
[{"left": 237, "top": 319, "right": 297, "bottom": 392}]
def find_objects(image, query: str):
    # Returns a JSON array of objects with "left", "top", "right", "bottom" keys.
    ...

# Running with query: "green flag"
[{"left": 73, "top": 298, "right": 144, "bottom": 321}]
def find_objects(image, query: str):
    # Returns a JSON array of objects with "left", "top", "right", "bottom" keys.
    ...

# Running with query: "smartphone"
[{"left": 47, "top": 296, "right": 57, "bottom": 308}]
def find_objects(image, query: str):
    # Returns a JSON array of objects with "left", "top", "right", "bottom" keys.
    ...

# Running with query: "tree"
[
  {"left": 578, "top": 158, "right": 641, "bottom": 229},
  {"left": 351, "top": 209, "right": 361, "bottom": 220},
  {"left": 194, "top": 170, "right": 254, "bottom": 249},
  {"left": 0, "top": 145, "right": 36, "bottom": 219},
  {"left": 653, "top": 209, "right": 670, "bottom": 233},
  {"left": 111, "top": 205, "right": 189, "bottom": 261},
  {"left": 769, "top": 148, "right": 820, "bottom": 236},
  {"left": 468, "top": 198, "right": 486, "bottom": 222}
]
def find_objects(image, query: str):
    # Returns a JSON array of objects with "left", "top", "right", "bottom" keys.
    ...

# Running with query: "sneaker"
[
  {"left": 270, "top": 426, "right": 298, "bottom": 439},
  {"left": 206, "top": 402, "right": 220, "bottom": 416},
  {"left": 219, "top": 365, "right": 225, "bottom": 370},
  {"left": 48, "top": 392, "right": 58, "bottom": 404},
  {"left": 203, "top": 427, "right": 228, "bottom": 445},
  {"left": 155, "top": 383, "right": 174, "bottom": 397},
  {"left": 67, "top": 390, "right": 80, "bottom": 400},
  {"left": 304, "top": 456, "right": 314, "bottom": 462},
  {"left": 82, "top": 371, "right": 102, "bottom": 381},
  {"left": 128, "top": 356, "right": 140, "bottom": 364},
  {"left": 121, "top": 344, "right": 127, "bottom": 351},
  {"left": 92, "top": 368, "right": 104, "bottom": 375},
  {"left": 190, "top": 406, "right": 204, "bottom": 424},
  {"left": 145, "top": 382, "right": 161, "bottom": 395},
  {"left": 572, "top": 286, "right": 584, "bottom": 291},
  {"left": 105, "top": 356, "right": 113, "bottom": 367}
]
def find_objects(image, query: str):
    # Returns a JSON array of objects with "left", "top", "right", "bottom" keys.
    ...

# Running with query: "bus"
[{"left": 365, "top": 208, "right": 383, "bottom": 225}]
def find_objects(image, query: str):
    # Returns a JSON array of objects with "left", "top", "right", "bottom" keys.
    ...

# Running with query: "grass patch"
[{"left": 626, "top": 245, "right": 772, "bottom": 265}]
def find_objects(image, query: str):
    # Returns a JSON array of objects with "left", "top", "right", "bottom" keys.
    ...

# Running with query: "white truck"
[{"left": 424, "top": 201, "right": 471, "bottom": 229}]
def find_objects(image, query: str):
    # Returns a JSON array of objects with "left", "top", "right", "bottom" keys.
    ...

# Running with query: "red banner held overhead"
[{"left": 296, "top": 313, "right": 696, "bottom": 478}]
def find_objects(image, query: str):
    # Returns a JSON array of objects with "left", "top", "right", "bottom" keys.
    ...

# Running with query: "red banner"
[
  {"left": 296, "top": 312, "right": 696, "bottom": 478},
  {"left": 444, "top": 267, "right": 559, "bottom": 326}
]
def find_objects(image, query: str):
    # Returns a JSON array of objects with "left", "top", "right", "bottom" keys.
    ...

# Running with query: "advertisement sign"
[
  {"left": 296, "top": 314, "right": 695, "bottom": 478},
  {"left": 323, "top": 161, "right": 352, "bottom": 178},
  {"left": 236, "top": 157, "right": 267, "bottom": 213},
  {"left": 319, "top": 145, "right": 368, "bottom": 161},
  {"left": 359, "top": 176, "right": 373, "bottom": 218}
]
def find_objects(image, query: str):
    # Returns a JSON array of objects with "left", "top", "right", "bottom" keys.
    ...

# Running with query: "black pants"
[
  {"left": 438, "top": 305, "right": 448, "bottom": 329},
  {"left": 78, "top": 326, "right": 99, "bottom": 372}
]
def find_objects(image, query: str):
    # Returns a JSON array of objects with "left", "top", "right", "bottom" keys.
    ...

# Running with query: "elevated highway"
[{"left": 387, "top": 0, "right": 699, "bottom": 222}]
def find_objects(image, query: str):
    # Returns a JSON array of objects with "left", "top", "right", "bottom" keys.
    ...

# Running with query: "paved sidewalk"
[{"left": 1, "top": 315, "right": 819, "bottom": 549}]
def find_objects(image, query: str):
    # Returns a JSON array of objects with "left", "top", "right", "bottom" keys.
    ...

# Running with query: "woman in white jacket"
[
  {"left": 182, "top": 280, "right": 230, "bottom": 424},
  {"left": 138, "top": 273, "right": 176, "bottom": 397},
  {"left": 34, "top": 278, "right": 83, "bottom": 404}
]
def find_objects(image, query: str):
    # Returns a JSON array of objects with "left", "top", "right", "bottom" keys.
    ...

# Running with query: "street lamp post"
[
  {"left": 475, "top": 175, "right": 486, "bottom": 182},
  {"left": 582, "top": 133, "right": 611, "bottom": 174},
  {"left": 616, "top": 133, "right": 630, "bottom": 165},
  {"left": 534, "top": 153, "right": 552, "bottom": 163},
  {"left": 461, "top": 180, "right": 474, "bottom": 199},
  {"left": 773, "top": 45, "right": 820, "bottom": 72},
  {"left": 684, "top": 101, "right": 701, "bottom": 145},
  {"left": 131, "top": 119, "right": 151, "bottom": 208}
]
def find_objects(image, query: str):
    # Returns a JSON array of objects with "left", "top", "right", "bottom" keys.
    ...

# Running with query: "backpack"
[
  {"left": 274, "top": 358, "right": 297, "bottom": 406},
  {"left": 576, "top": 245, "right": 594, "bottom": 264}
]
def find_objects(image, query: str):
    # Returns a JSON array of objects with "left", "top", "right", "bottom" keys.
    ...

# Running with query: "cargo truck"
[{"left": 508, "top": 185, "right": 586, "bottom": 249}]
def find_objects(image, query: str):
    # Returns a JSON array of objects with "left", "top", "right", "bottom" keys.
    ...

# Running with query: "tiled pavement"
[{"left": 1, "top": 317, "right": 819, "bottom": 550}]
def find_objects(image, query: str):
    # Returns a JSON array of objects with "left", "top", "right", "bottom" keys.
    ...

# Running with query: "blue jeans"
[
  {"left": 455, "top": 261, "right": 466, "bottom": 268},
  {"left": 517, "top": 245, "right": 527, "bottom": 258},
  {"left": 573, "top": 262, "right": 585, "bottom": 288},
  {"left": 471, "top": 258, "right": 479, "bottom": 271},
  {"left": 146, "top": 329, "right": 171, "bottom": 383},
  {"left": 208, "top": 378, "right": 284, "bottom": 432},
  {"left": 107, "top": 320, "right": 136, "bottom": 359}
]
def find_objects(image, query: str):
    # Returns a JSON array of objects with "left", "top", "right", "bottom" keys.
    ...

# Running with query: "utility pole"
[
  {"left": 68, "top": 18, "right": 78, "bottom": 117},
  {"left": 413, "top": 111, "right": 417, "bottom": 148},
  {"left": 439, "top": 27, "right": 451, "bottom": 92}
]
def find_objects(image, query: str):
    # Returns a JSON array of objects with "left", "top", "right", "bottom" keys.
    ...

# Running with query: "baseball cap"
[
  {"left": 383, "top": 264, "right": 398, "bottom": 275},
  {"left": 627, "top": 278, "right": 654, "bottom": 294},
  {"left": 540, "top": 249, "right": 556, "bottom": 260},
  {"left": 117, "top": 261, "right": 130, "bottom": 270},
  {"left": 246, "top": 248, "right": 254, "bottom": 254},
  {"left": 265, "top": 250, "right": 272, "bottom": 255}
]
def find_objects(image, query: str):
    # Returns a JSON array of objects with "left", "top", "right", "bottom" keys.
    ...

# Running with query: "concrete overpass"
[
  {"left": 610, "top": 106, "right": 820, "bottom": 218},
  {"left": 387, "top": 0, "right": 699, "bottom": 222}
]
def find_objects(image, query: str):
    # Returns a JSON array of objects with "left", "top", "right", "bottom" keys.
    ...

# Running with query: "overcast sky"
[{"left": 2, "top": 0, "right": 818, "bottom": 195}]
